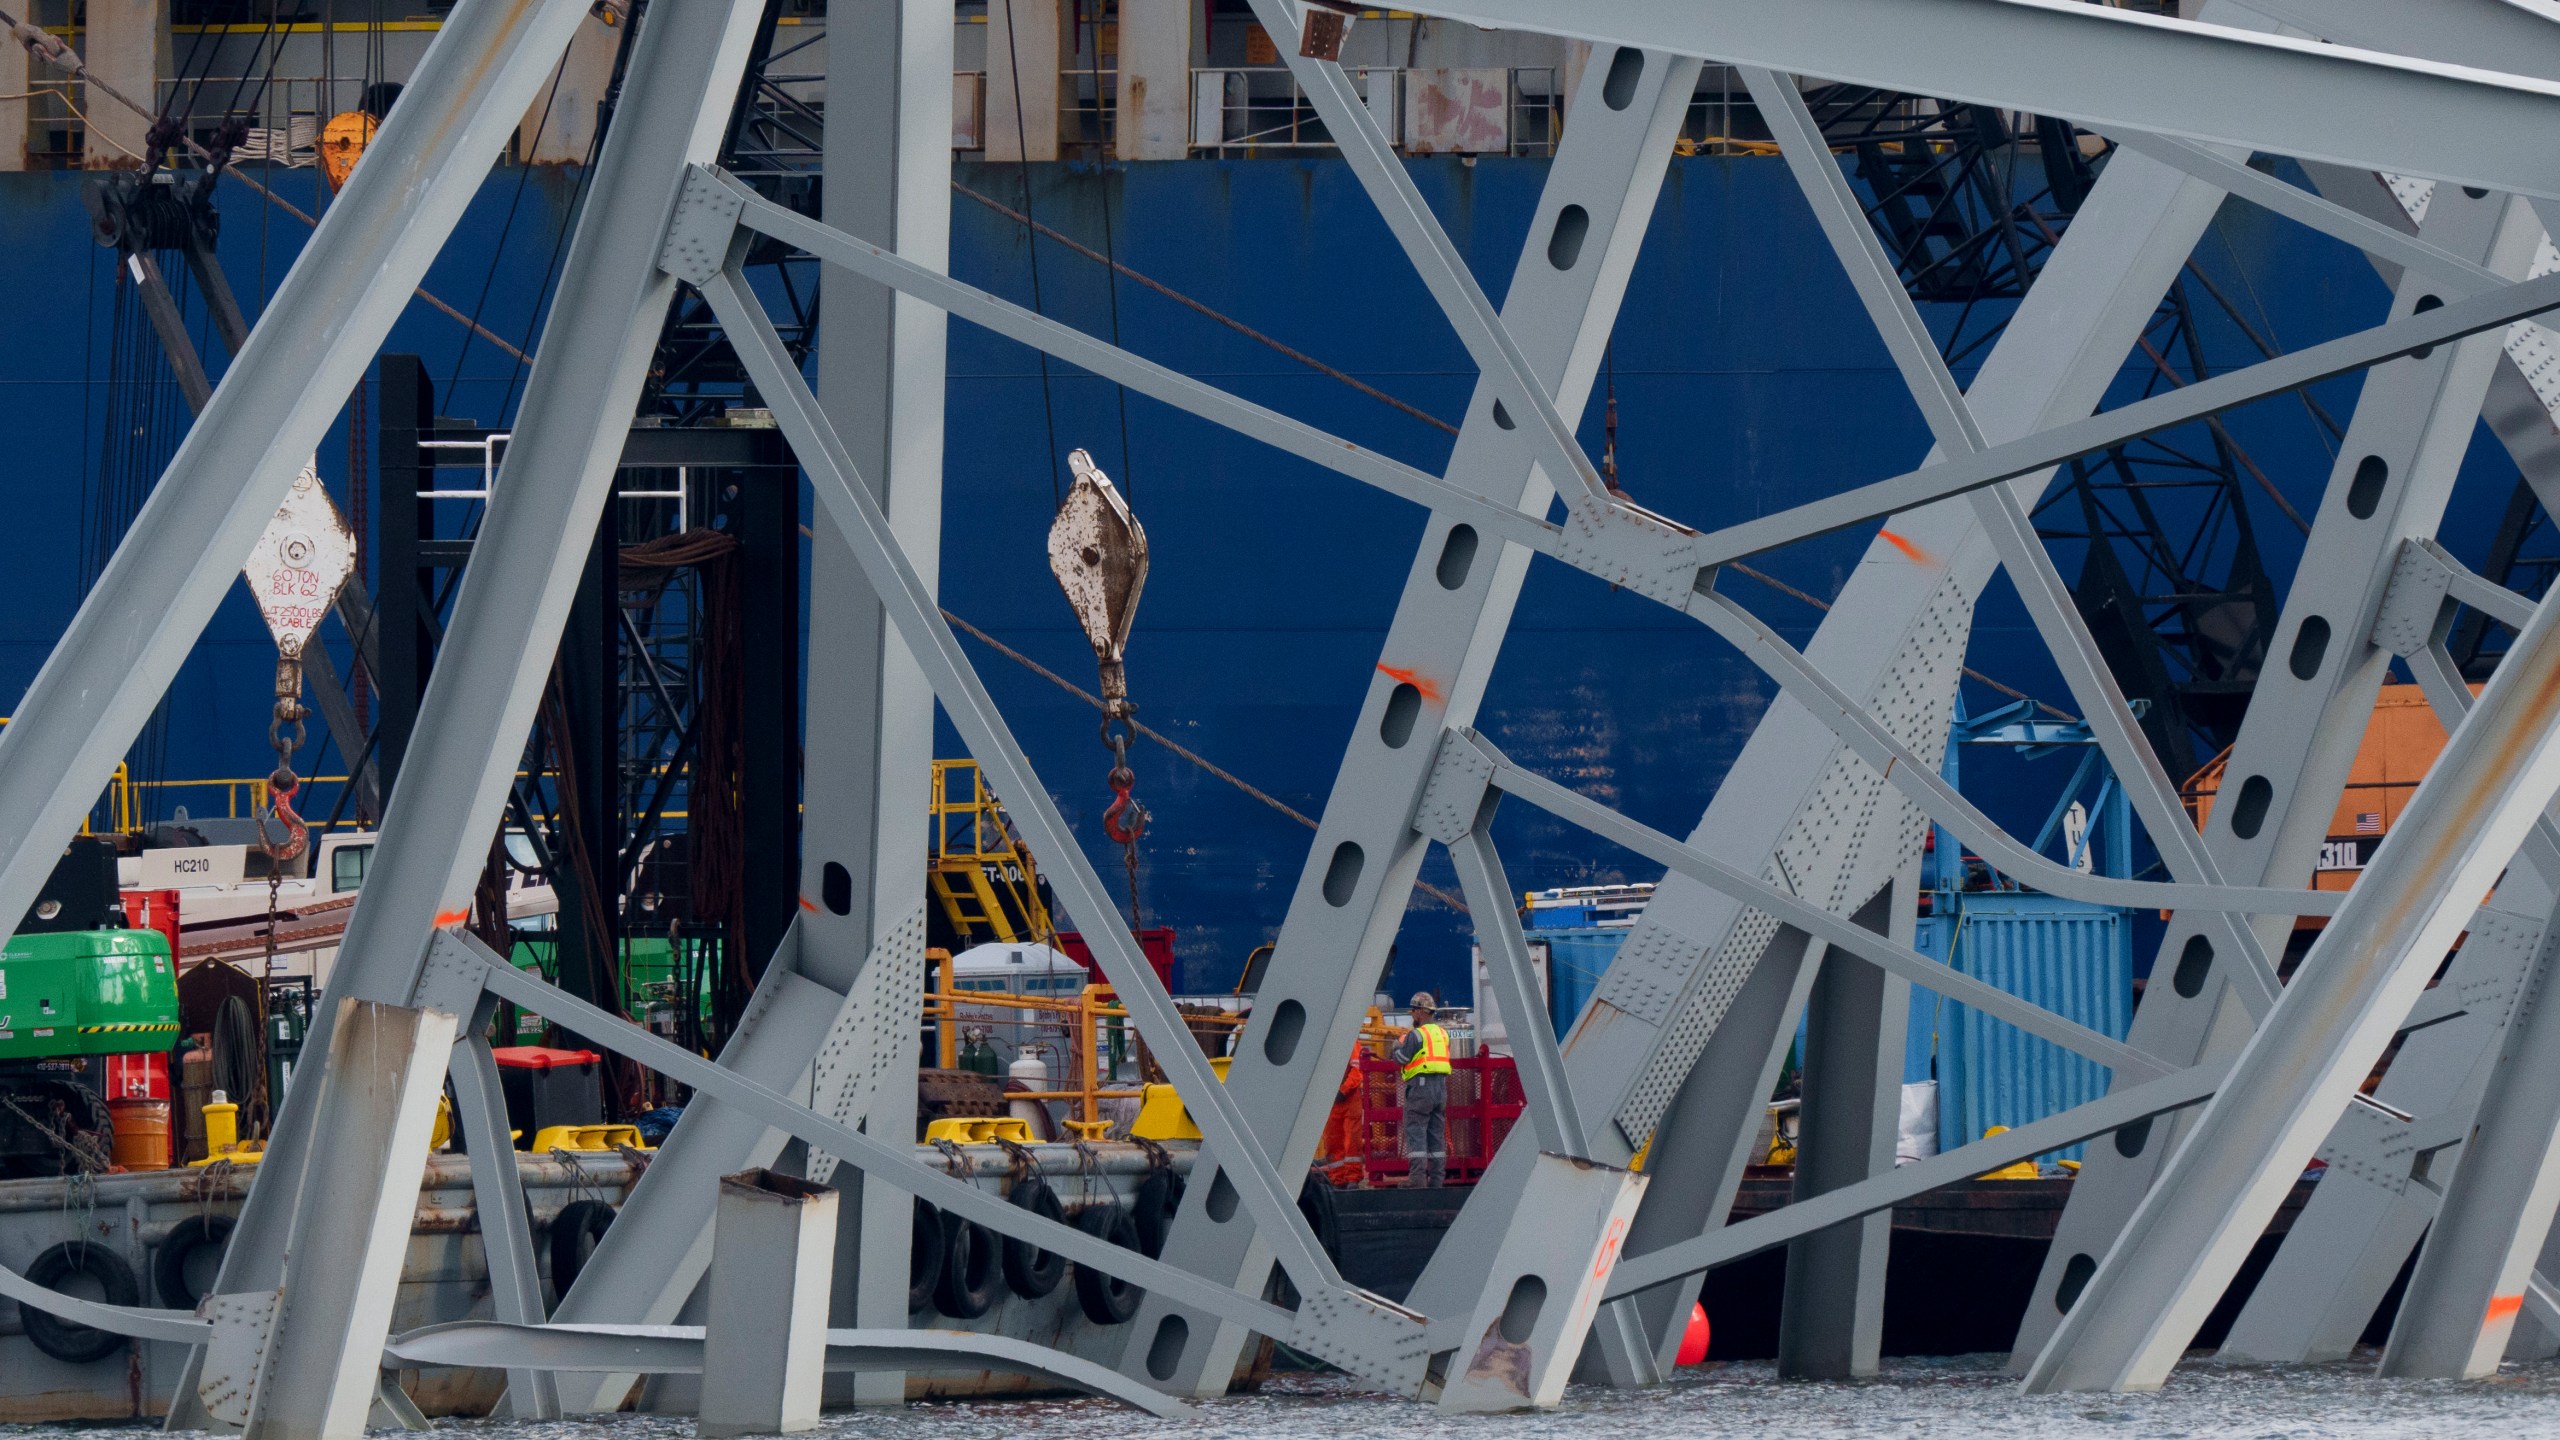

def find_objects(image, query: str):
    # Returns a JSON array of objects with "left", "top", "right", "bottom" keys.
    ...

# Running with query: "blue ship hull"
[{"left": 0, "top": 155, "right": 2502, "bottom": 999}]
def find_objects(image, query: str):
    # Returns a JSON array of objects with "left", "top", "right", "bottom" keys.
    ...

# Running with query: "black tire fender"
[
  {"left": 1131, "top": 1168, "right": 1186, "bottom": 1260},
  {"left": 1070, "top": 1204, "right": 1144, "bottom": 1326},
  {"left": 548, "top": 1199, "right": 615, "bottom": 1301},
  {"left": 934, "top": 1211, "right": 1002, "bottom": 1319},
  {"left": 1001, "top": 1177, "right": 1067, "bottom": 1298},
  {"left": 22, "top": 1241, "right": 139, "bottom": 1365},
  {"left": 152, "top": 1214, "right": 235, "bottom": 1310},
  {"left": 908, "top": 1203, "right": 946, "bottom": 1313},
  {"left": 1297, "top": 1170, "right": 1341, "bottom": 1261}
]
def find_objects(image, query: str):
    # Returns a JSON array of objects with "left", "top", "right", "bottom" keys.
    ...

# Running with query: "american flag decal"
[{"left": 2356, "top": 812, "right": 2383, "bottom": 834}]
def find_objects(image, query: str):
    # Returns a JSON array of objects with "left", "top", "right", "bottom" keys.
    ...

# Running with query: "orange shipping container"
[{"left": 2186, "top": 683, "right": 2481, "bottom": 923}]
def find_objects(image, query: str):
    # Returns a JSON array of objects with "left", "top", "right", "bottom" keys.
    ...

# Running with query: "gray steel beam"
[
  {"left": 2021, "top": 581, "right": 2560, "bottom": 1393},
  {"left": 382, "top": 1320, "right": 1193, "bottom": 1417},
  {"left": 2009, "top": 181, "right": 2542, "bottom": 1371},
  {"left": 2098, "top": 129, "right": 2504, "bottom": 294},
  {"left": 1775, "top": 880, "right": 1905, "bottom": 1379},
  {"left": 1687, "top": 269, "right": 2560, "bottom": 567},
  {"left": 1114, "top": 50, "right": 1700, "bottom": 1398},
  {"left": 176, "top": 6, "right": 769, "bottom": 1431},
  {"left": 700, "top": 1172, "right": 837, "bottom": 1437},
  {"left": 2236, "top": 0, "right": 2560, "bottom": 78},
  {"left": 244, "top": 998, "right": 462, "bottom": 1440},
  {"left": 1604, "top": 1059, "right": 2229, "bottom": 1298},
  {"left": 1391, "top": 0, "right": 2560, "bottom": 201},
  {"left": 807, "top": 0, "right": 952, "bottom": 1402},
  {"left": 1449, "top": 823, "right": 1588, "bottom": 1158},
  {"left": 449, "top": 1016, "right": 562, "bottom": 1419}
]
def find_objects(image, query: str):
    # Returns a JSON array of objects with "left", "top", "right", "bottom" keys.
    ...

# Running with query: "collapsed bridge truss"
[{"left": 8, "top": 0, "right": 2560, "bottom": 1429}]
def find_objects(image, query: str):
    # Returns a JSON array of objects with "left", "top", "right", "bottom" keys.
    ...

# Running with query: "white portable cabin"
[{"left": 949, "top": 941, "right": 1088, "bottom": 1070}]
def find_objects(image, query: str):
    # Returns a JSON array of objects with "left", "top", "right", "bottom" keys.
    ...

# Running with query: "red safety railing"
[{"left": 1351, "top": 1053, "right": 1524, "bottom": 1186}]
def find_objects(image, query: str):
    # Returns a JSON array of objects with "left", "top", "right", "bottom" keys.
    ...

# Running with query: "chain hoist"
[{"left": 1048, "top": 449, "right": 1151, "bottom": 926}]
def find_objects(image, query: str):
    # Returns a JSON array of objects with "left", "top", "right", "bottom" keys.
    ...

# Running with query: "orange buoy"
[{"left": 1675, "top": 1301, "right": 1711, "bottom": 1365}]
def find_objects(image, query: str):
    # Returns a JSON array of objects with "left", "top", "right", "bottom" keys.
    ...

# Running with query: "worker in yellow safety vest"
[{"left": 1391, "top": 992, "right": 1453, "bottom": 1188}]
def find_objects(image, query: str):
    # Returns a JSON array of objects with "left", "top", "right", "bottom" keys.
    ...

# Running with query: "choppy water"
[{"left": 44, "top": 1354, "right": 2550, "bottom": 1440}]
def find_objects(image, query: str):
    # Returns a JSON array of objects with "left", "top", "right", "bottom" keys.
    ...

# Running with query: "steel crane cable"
[
  {"left": 1074, "top": 0, "right": 1136, "bottom": 497},
  {"left": 996, "top": 0, "right": 1066, "bottom": 509},
  {"left": 447, "top": 54, "right": 572, "bottom": 407}
]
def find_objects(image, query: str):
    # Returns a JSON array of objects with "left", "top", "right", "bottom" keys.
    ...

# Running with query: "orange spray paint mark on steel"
[
  {"left": 1878, "top": 529, "right": 1938, "bottom": 567},
  {"left": 1377, "top": 664, "right": 1443, "bottom": 703}
]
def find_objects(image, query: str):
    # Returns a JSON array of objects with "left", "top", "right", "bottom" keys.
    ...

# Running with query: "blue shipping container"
[
  {"left": 1906, "top": 894, "right": 2131, "bottom": 1160},
  {"left": 1536, "top": 927, "right": 1626, "bottom": 1039}
]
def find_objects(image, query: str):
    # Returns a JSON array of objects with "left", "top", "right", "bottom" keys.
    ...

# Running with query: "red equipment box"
[
  {"left": 121, "top": 889, "right": 181, "bottom": 962},
  {"left": 103, "top": 1051, "right": 170, "bottom": 1101},
  {"left": 1054, "top": 926, "right": 1177, "bottom": 991}
]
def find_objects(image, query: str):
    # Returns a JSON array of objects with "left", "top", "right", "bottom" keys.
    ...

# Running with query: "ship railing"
[
  {"left": 927, "top": 958, "right": 1246, "bottom": 1138},
  {"left": 417, "top": 433, "right": 513, "bottom": 500},
  {"left": 1187, "top": 66, "right": 1560, "bottom": 158}
]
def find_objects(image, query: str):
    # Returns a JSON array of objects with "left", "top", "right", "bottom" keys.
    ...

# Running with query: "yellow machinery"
[{"left": 929, "top": 759, "right": 1056, "bottom": 945}]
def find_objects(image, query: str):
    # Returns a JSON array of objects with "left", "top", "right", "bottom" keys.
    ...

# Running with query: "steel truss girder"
[
  {"left": 678, "top": 219, "right": 1441, "bottom": 1389},
  {"left": 1410, "top": 132, "right": 2235, "bottom": 1369},
  {"left": 2199, "top": 0, "right": 2560, "bottom": 1377},
  {"left": 1392, "top": 0, "right": 2560, "bottom": 201},
  {"left": 1118, "top": 48, "right": 1702, "bottom": 1397},
  {"left": 2374, "top": 641, "right": 2560, "bottom": 1377},
  {"left": 699, "top": 162, "right": 2344, "bottom": 923},
  {"left": 169, "top": 5, "right": 776, "bottom": 1432},
  {"left": 2010, "top": 169, "right": 2545, "bottom": 1381},
  {"left": 2021, "top": 569, "right": 2560, "bottom": 1392},
  {"left": 1745, "top": 63, "right": 2281, "bottom": 1013}
]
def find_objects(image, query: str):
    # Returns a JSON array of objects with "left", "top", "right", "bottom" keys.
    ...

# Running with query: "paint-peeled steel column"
[
  {"left": 2022, "top": 588, "right": 2560, "bottom": 1393},
  {"left": 700, "top": 1171, "right": 839, "bottom": 1437},
  {"left": 240, "top": 1001, "right": 459, "bottom": 1440}
]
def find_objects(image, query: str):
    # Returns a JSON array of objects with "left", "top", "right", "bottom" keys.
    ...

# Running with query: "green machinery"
[{"left": 0, "top": 929, "right": 180, "bottom": 1176}]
